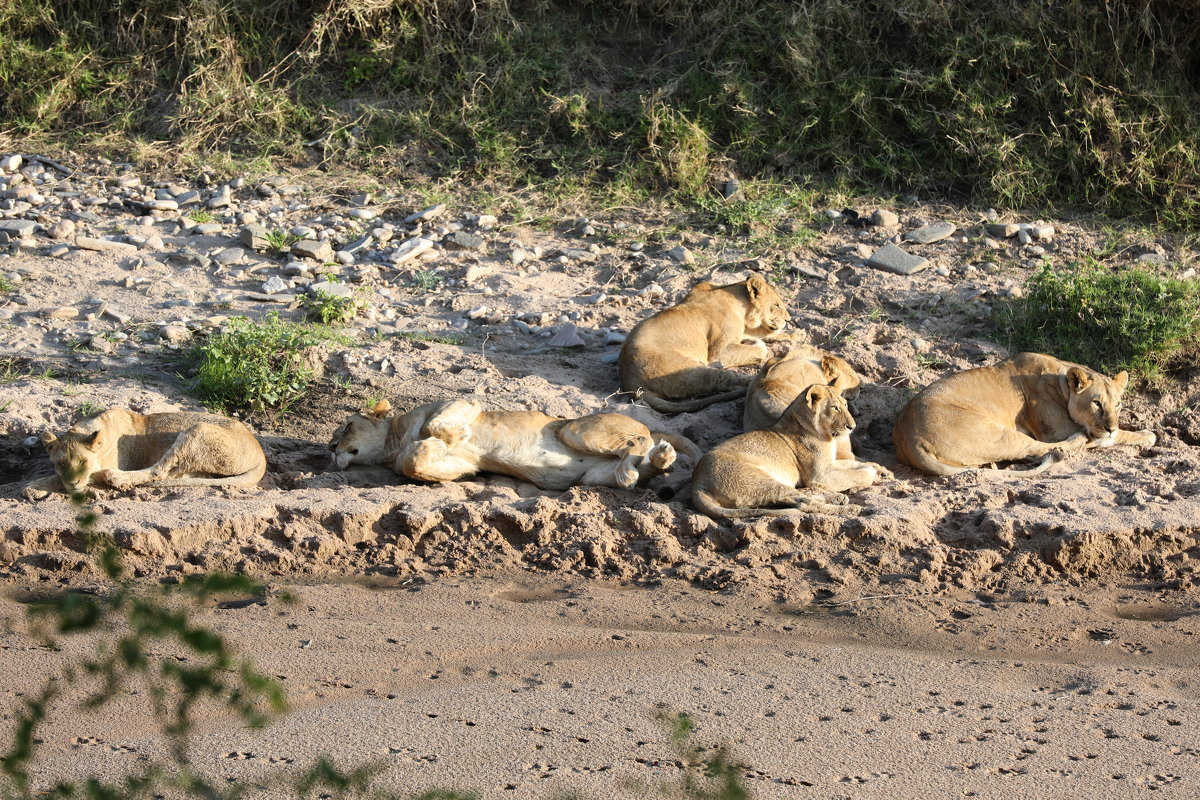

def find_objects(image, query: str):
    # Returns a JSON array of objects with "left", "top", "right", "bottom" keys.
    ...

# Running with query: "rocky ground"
[{"left": 1, "top": 153, "right": 1199, "bottom": 797}]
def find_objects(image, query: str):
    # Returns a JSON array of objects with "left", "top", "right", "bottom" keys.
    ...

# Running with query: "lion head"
[
  {"left": 778, "top": 383, "right": 855, "bottom": 440},
  {"left": 328, "top": 399, "right": 392, "bottom": 469},
  {"left": 741, "top": 273, "right": 790, "bottom": 337},
  {"left": 1065, "top": 366, "right": 1129, "bottom": 446},
  {"left": 41, "top": 428, "right": 106, "bottom": 494}
]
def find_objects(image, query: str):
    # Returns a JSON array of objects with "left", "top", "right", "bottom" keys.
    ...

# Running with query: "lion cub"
[
  {"left": 25, "top": 409, "right": 266, "bottom": 498},
  {"left": 619, "top": 273, "right": 794, "bottom": 413},
  {"left": 691, "top": 384, "right": 888, "bottom": 519},
  {"left": 330, "top": 399, "right": 700, "bottom": 492},
  {"left": 893, "top": 352, "right": 1156, "bottom": 476}
]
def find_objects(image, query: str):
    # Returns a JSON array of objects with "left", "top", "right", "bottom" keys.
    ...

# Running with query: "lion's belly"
[{"left": 475, "top": 427, "right": 601, "bottom": 490}]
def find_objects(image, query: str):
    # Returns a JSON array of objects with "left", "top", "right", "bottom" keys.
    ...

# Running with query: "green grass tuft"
[
  {"left": 996, "top": 260, "right": 1200, "bottom": 381},
  {"left": 299, "top": 286, "right": 364, "bottom": 325},
  {"left": 190, "top": 312, "right": 350, "bottom": 411}
]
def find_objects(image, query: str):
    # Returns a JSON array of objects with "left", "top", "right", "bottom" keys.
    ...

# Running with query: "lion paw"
[
  {"left": 1131, "top": 430, "right": 1157, "bottom": 448},
  {"left": 23, "top": 485, "right": 51, "bottom": 501},
  {"left": 96, "top": 469, "right": 134, "bottom": 489}
]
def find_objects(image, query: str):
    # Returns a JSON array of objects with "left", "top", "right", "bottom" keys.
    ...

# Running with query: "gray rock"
[
  {"left": 546, "top": 323, "right": 587, "bottom": 347},
  {"left": 175, "top": 190, "right": 202, "bottom": 207},
  {"left": 334, "top": 251, "right": 354, "bottom": 265},
  {"left": 1032, "top": 224, "right": 1056, "bottom": 240},
  {"left": 160, "top": 324, "right": 189, "bottom": 343},
  {"left": 404, "top": 203, "right": 446, "bottom": 224},
  {"left": 870, "top": 209, "right": 899, "bottom": 227},
  {"left": 444, "top": 231, "right": 485, "bottom": 251},
  {"left": 348, "top": 208, "right": 375, "bottom": 221},
  {"left": 47, "top": 244, "right": 70, "bottom": 258},
  {"left": 239, "top": 224, "right": 270, "bottom": 251},
  {"left": 0, "top": 219, "right": 36, "bottom": 237},
  {"left": 986, "top": 223, "right": 1020, "bottom": 238},
  {"left": 0, "top": 155, "right": 22, "bottom": 171},
  {"left": 207, "top": 190, "right": 232, "bottom": 209},
  {"left": 309, "top": 280, "right": 353, "bottom": 298},
  {"left": 44, "top": 306, "right": 78, "bottom": 320},
  {"left": 212, "top": 247, "right": 247, "bottom": 265},
  {"left": 666, "top": 245, "right": 694, "bottom": 264},
  {"left": 1137, "top": 252, "right": 1167, "bottom": 264},
  {"left": 48, "top": 219, "right": 75, "bottom": 239},
  {"left": 193, "top": 223, "right": 223, "bottom": 235},
  {"left": 348, "top": 193, "right": 372, "bottom": 208},
  {"left": 261, "top": 276, "right": 289, "bottom": 294},
  {"left": 243, "top": 291, "right": 297, "bottom": 303},
  {"left": 76, "top": 236, "right": 137, "bottom": 253},
  {"left": 467, "top": 305, "right": 491, "bottom": 319},
  {"left": 291, "top": 238, "right": 333, "bottom": 261},
  {"left": 167, "top": 249, "right": 212, "bottom": 269},
  {"left": 789, "top": 262, "right": 827, "bottom": 280},
  {"left": 903, "top": 221, "right": 956, "bottom": 244},
  {"left": 865, "top": 243, "right": 929, "bottom": 275},
  {"left": 389, "top": 236, "right": 434, "bottom": 264},
  {"left": 341, "top": 234, "right": 372, "bottom": 254}
]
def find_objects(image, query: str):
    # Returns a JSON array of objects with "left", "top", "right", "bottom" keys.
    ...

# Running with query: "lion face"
[
  {"left": 742, "top": 274, "right": 790, "bottom": 337},
  {"left": 43, "top": 430, "right": 104, "bottom": 494},
  {"left": 1065, "top": 366, "right": 1128, "bottom": 446},
  {"left": 779, "top": 383, "right": 855, "bottom": 440},
  {"left": 328, "top": 400, "right": 392, "bottom": 469},
  {"left": 821, "top": 354, "right": 862, "bottom": 401}
]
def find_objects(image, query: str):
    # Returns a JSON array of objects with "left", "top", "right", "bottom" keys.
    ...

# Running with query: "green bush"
[
  {"left": 997, "top": 260, "right": 1200, "bottom": 381},
  {"left": 190, "top": 312, "right": 349, "bottom": 411}
]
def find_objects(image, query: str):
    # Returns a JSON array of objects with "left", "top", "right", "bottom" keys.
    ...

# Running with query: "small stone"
[
  {"left": 284, "top": 262, "right": 310, "bottom": 276},
  {"left": 348, "top": 208, "right": 376, "bottom": 221},
  {"left": 348, "top": 193, "right": 372, "bottom": 208},
  {"left": 790, "top": 262, "right": 826, "bottom": 280},
  {"left": 467, "top": 305, "right": 491, "bottom": 320},
  {"left": 546, "top": 323, "right": 586, "bottom": 347},
  {"left": 510, "top": 249, "right": 527, "bottom": 266},
  {"left": 823, "top": 208, "right": 843, "bottom": 221},
  {"left": 983, "top": 237, "right": 1002, "bottom": 250},
  {"left": 903, "top": 221, "right": 956, "bottom": 245},
  {"left": 207, "top": 191, "right": 232, "bottom": 210},
  {"left": 935, "top": 266, "right": 951, "bottom": 277},
  {"left": 666, "top": 245, "right": 694, "bottom": 264},
  {"left": 243, "top": 292, "right": 297, "bottom": 303},
  {"left": 1137, "top": 252, "right": 1166, "bottom": 264},
  {"left": 308, "top": 281, "right": 353, "bottom": 298},
  {"left": 174, "top": 190, "right": 202, "bottom": 207},
  {"left": 986, "top": 223, "right": 1020, "bottom": 238},
  {"left": 291, "top": 238, "right": 333, "bottom": 261},
  {"left": 582, "top": 292, "right": 607, "bottom": 305},
  {"left": 853, "top": 243, "right": 873, "bottom": 259},
  {"left": 443, "top": 231, "right": 485, "bottom": 251},
  {"left": 261, "top": 275, "right": 288, "bottom": 294},
  {"left": 76, "top": 236, "right": 137, "bottom": 253},
  {"left": 167, "top": 248, "right": 212, "bottom": 269},
  {"left": 1027, "top": 245, "right": 1046, "bottom": 256},
  {"left": 0, "top": 219, "right": 36, "bottom": 237},
  {"left": 160, "top": 324, "right": 189, "bottom": 343},
  {"left": 405, "top": 204, "right": 446, "bottom": 224},
  {"left": 239, "top": 224, "right": 270, "bottom": 251},
  {"left": 1018, "top": 229, "right": 1032, "bottom": 245},
  {"left": 0, "top": 155, "right": 22, "bottom": 171},
  {"left": 45, "top": 306, "right": 78, "bottom": 320},
  {"left": 146, "top": 199, "right": 179, "bottom": 211},
  {"left": 1032, "top": 224, "right": 1056, "bottom": 240},
  {"left": 341, "top": 234, "right": 372, "bottom": 254},
  {"left": 865, "top": 243, "right": 928, "bottom": 275},
  {"left": 604, "top": 331, "right": 626, "bottom": 345},
  {"left": 628, "top": 241, "right": 644, "bottom": 252},
  {"left": 1180, "top": 268, "right": 1196, "bottom": 280},
  {"left": 639, "top": 283, "right": 665, "bottom": 298},
  {"left": 389, "top": 236, "right": 434, "bottom": 264},
  {"left": 212, "top": 247, "right": 247, "bottom": 265},
  {"left": 870, "top": 209, "right": 899, "bottom": 227},
  {"left": 334, "top": 250, "right": 354, "bottom": 265},
  {"left": 193, "top": 223, "right": 223, "bottom": 235},
  {"left": 48, "top": 219, "right": 75, "bottom": 239}
]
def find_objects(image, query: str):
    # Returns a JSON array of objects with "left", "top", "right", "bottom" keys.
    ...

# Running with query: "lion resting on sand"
[
  {"left": 692, "top": 383, "right": 889, "bottom": 519},
  {"left": 619, "top": 273, "right": 793, "bottom": 413},
  {"left": 25, "top": 409, "right": 266, "bottom": 498},
  {"left": 893, "top": 352, "right": 1156, "bottom": 476},
  {"left": 743, "top": 345, "right": 863, "bottom": 462},
  {"left": 330, "top": 399, "right": 701, "bottom": 491}
]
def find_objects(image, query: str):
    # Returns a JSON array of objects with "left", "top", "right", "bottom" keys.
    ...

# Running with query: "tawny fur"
[
  {"left": 743, "top": 345, "right": 863, "bottom": 462},
  {"left": 24, "top": 409, "right": 266, "bottom": 498},
  {"left": 619, "top": 273, "right": 794, "bottom": 413},
  {"left": 892, "top": 352, "right": 1157, "bottom": 476},
  {"left": 691, "top": 384, "right": 890, "bottom": 519},
  {"left": 330, "top": 399, "right": 702, "bottom": 491}
]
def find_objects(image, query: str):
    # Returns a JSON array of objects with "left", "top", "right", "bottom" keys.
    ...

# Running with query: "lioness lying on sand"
[
  {"left": 743, "top": 345, "right": 863, "bottom": 465},
  {"left": 691, "top": 383, "right": 889, "bottom": 519},
  {"left": 330, "top": 399, "right": 701, "bottom": 491},
  {"left": 893, "top": 352, "right": 1156, "bottom": 476},
  {"left": 619, "top": 273, "right": 795, "bottom": 413},
  {"left": 25, "top": 409, "right": 266, "bottom": 498}
]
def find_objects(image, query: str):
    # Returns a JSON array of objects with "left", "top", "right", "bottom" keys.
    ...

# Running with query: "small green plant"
[
  {"left": 410, "top": 269, "right": 444, "bottom": 292},
  {"left": 299, "top": 287, "right": 364, "bottom": 325},
  {"left": 996, "top": 259, "right": 1200, "bottom": 381},
  {"left": 190, "top": 312, "right": 351, "bottom": 411},
  {"left": 0, "top": 275, "right": 14, "bottom": 293},
  {"left": 397, "top": 331, "right": 465, "bottom": 346},
  {"left": 264, "top": 229, "right": 301, "bottom": 255},
  {"left": 186, "top": 209, "right": 215, "bottom": 224},
  {"left": 76, "top": 401, "right": 105, "bottom": 419}
]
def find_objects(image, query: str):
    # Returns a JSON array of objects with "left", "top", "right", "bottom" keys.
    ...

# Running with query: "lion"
[
  {"left": 892, "top": 352, "right": 1157, "bottom": 476},
  {"left": 691, "top": 383, "right": 890, "bottom": 519},
  {"left": 743, "top": 344, "right": 863, "bottom": 462},
  {"left": 330, "top": 398, "right": 702, "bottom": 491},
  {"left": 24, "top": 409, "right": 266, "bottom": 499},
  {"left": 619, "top": 273, "right": 794, "bottom": 413}
]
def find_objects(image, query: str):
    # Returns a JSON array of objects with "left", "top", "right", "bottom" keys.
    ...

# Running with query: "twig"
[{"left": 825, "top": 593, "right": 913, "bottom": 607}]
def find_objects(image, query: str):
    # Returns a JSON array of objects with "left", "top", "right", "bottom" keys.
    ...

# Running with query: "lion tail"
[
  {"left": 691, "top": 488, "right": 858, "bottom": 520},
  {"left": 637, "top": 389, "right": 744, "bottom": 414},
  {"left": 650, "top": 432, "right": 703, "bottom": 465}
]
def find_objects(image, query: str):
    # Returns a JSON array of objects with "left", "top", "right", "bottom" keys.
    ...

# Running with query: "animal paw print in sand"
[
  {"left": 71, "top": 736, "right": 104, "bottom": 748},
  {"left": 385, "top": 746, "right": 438, "bottom": 763}
]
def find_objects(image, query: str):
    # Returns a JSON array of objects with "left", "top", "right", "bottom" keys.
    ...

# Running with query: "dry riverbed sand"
[{"left": 0, "top": 156, "right": 1199, "bottom": 796}]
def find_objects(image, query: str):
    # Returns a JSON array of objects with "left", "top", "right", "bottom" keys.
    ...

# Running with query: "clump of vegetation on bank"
[
  {"left": 997, "top": 260, "right": 1200, "bottom": 381},
  {"left": 2, "top": 1, "right": 1199, "bottom": 226}
]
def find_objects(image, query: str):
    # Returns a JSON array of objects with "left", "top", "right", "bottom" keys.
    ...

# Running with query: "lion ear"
[
  {"left": 745, "top": 272, "right": 769, "bottom": 299},
  {"left": 368, "top": 399, "right": 391, "bottom": 419},
  {"left": 820, "top": 355, "right": 840, "bottom": 381},
  {"left": 83, "top": 430, "right": 103, "bottom": 448},
  {"left": 1112, "top": 370, "right": 1129, "bottom": 393},
  {"left": 805, "top": 384, "right": 829, "bottom": 408},
  {"left": 1066, "top": 366, "right": 1092, "bottom": 394}
]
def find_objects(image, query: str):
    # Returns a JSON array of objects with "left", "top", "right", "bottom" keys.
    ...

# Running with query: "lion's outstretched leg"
[
  {"left": 420, "top": 399, "right": 483, "bottom": 446},
  {"left": 558, "top": 415, "right": 656, "bottom": 488},
  {"left": 815, "top": 462, "right": 881, "bottom": 493},
  {"left": 23, "top": 475, "right": 64, "bottom": 500},
  {"left": 712, "top": 340, "right": 770, "bottom": 368},
  {"left": 99, "top": 423, "right": 258, "bottom": 489},
  {"left": 400, "top": 438, "right": 479, "bottom": 482},
  {"left": 1088, "top": 428, "right": 1156, "bottom": 449}
]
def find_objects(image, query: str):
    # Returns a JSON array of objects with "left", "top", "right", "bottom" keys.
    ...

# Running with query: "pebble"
[
  {"left": 390, "top": 237, "right": 435, "bottom": 264},
  {"left": 467, "top": 305, "right": 491, "bottom": 320},
  {"left": 212, "top": 247, "right": 247, "bottom": 265},
  {"left": 444, "top": 231, "right": 485, "bottom": 251},
  {"left": 604, "top": 331, "right": 626, "bottom": 345},
  {"left": 309, "top": 281, "right": 353, "bottom": 298},
  {"left": 666, "top": 245, "right": 694, "bottom": 264},
  {"left": 45, "top": 306, "right": 78, "bottom": 320},
  {"left": 291, "top": 239, "right": 333, "bottom": 261},
  {"left": 0, "top": 219, "right": 36, "bottom": 237},
  {"left": 639, "top": 283, "right": 665, "bottom": 298},
  {"left": 1181, "top": 268, "right": 1196, "bottom": 280},
  {"left": 348, "top": 208, "right": 375, "bottom": 221},
  {"left": 986, "top": 223, "right": 1020, "bottom": 238},
  {"left": 870, "top": 209, "right": 899, "bottom": 227},
  {"left": 405, "top": 204, "right": 446, "bottom": 224},
  {"left": 865, "top": 243, "right": 928, "bottom": 275},
  {"left": 239, "top": 224, "right": 270, "bottom": 251},
  {"left": 1027, "top": 245, "right": 1046, "bottom": 256},
  {"left": 546, "top": 323, "right": 587, "bottom": 348},
  {"left": 1018, "top": 229, "right": 1032, "bottom": 245},
  {"left": 48, "top": 219, "right": 75, "bottom": 239},
  {"left": 262, "top": 275, "right": 288, "bottom": 294},
  {"left": 510, "top": 249, "right": 527, "bottom": 266},
  {"left": 0, "top": 155, "right": 22, "bottom": 171},
  {"left": 76, "top": 236, "right": 137, "bottom": 253},
  {"left": 193, "top": 223, "right": 223, "bottom": 235},
  {"left": 160, "top": 324, "right": 189, "bottom": 343},
  {"left": 903, "top": 221, "right": 956, "bottom": 245},
  {"left": 1032, "top": 224, "right": 1056, "bottom": 240},
  {"left": 1137, "top": 252, "right": 1166, "bottom": 264},
  {"left": 334, "top": 251, "right": 354, "bottom": 265}
]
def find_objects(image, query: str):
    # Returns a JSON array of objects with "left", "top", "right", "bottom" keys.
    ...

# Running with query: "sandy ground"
[{"left": 2, "top": 165, "right": 1200, "bottom": 796}]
